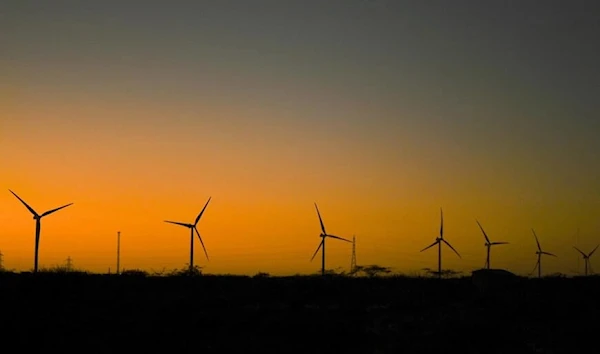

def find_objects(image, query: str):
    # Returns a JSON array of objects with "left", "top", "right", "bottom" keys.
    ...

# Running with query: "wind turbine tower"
[
  {"left": 476, "top": 220, "right": 509, "bottom": 269},
  {"left": 531, "top": 229, "right": 557, "bottom": 278},
  {"left": 9, "top": 190, "right": 73, "bottom": 273},
  {"left": 575, "top": 228, "right": 580, "bottom": 274},
  {"left": 310, "top": 203, "right": 352, "bottom": 276},
  {"left": 116, "top": 231, "right": 121, "bottom": 274},
  {"left": 573, "top": 245, "right": 599, "bottom": 276},
  {"left": 0, "top": 250, "right": 4, "bottom": 271},
  {"left": 350, "top": 235, "right": 357, "bottom": 275},
  {"left": 420, "top": 208, "right": 461, "bottom": 279},
  {"left": 164, "top": 197, "right": 211, "bottom": 273}
]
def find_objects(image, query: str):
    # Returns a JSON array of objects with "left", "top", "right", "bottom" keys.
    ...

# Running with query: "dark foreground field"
[{"left": 1, "top": 272, "right": 598, "bottom": 353}]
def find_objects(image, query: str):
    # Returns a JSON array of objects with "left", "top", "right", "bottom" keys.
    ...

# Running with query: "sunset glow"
[{"left": 2, "top": 1, "right": 598, "bottom": 276}]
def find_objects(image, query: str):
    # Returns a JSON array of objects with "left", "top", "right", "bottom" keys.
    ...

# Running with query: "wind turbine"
[
  {"left": 164, "top": 197, "right": 211, "bottom": 273},
  {"left": 420, "top": 208, "right": 461, "bottom": 279},
  {"left": 310, "top": 203, "right": 351, "bottom": 276},
  {"left": 531, "top": 229, "right": 557, "bottom": 278},
  {"left": 9, "top": 189, "right": 73, "bottom": 273},
  {"left": 476, "top": 220, "right": 509, "bottom": 269},
  {"left": 573, "top": 245, "right": 599, "bottom": 276}
]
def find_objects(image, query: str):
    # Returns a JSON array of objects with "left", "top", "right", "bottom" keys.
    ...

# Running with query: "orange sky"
[
  {"left": 1, "top": 2, "right": 599, "bottom": 276},
  {"left": 1, "top": 93, "right": 597, "bottom": 276}
]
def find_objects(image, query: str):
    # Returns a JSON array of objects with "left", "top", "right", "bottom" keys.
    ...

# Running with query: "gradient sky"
[{"left": 1, "top": 0, "right": 599, "bottom": 276}]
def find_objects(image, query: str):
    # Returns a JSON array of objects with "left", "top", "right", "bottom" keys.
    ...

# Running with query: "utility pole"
[
  {"left": 116, "top": 231, "right": 121, "bottom": 275},
  {"left": 350, "top": 235, "right": 357, "bottom": 275},
  {"left": 66, "top": 256, "right": 73, "bottom": 271}
]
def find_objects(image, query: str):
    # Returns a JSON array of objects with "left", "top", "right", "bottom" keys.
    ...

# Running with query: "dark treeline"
[{"left": 0, "top": 273, "right": 598, "bottom": 353}]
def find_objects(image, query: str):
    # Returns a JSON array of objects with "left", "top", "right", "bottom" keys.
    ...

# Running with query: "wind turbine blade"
[
  {"left": 491, "top": 242, "right": 509, "bottom": 245},
  {"left": 310, "top": 240, "right": 323, "bottom": 261},
  {"left": 9, "top": 190, "right": 39, "bottom": 217},
  {"left": 314, "top": 203, "right": 327, "bottom": 235},
  {"left": 164, "top": 220, "right": 192, "bottom": 228},
  {"left": 574, "top": 246, "right": 586, "bottom": 257},
  {"left": 442, "top": 239, "right": 461, "bottom": 258},
  {"left": 194, "top": 227, "right": 209, "bottom": 261},
  {"left": 41, "top": 203, "right": 73, "bottom": 217},
  {"left": 326, "top": 234, "right": 352, "bottom": 243},
  {"left": 532, "top": 229, "right": 541, "bottom": 251},
  {"left": 588, "top": 244, "right": 599, "bottom": 257},
  {"left": 194, "top": 197, "right": 212, "bottom": 226},
  {"left": 476, "top": 220, "right": 490, "bottom": 244},
  {"left": 542, "top": 251, "right": 557, "bottom": 257},
  {"left": 439, "top": 208, "right": 444, "bottom": 239},
  {"left": 420, "top": 240, "right": 438, "bottom": 252}
]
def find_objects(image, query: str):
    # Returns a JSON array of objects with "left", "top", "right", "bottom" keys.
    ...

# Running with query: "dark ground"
[{"left": 0, "top": 272, "right": 598, "bottom": 353}]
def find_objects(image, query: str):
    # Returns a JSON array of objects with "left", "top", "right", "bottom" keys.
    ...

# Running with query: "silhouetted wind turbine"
[
  {"left": 164, "top": 197, "right": 211, "bottom": 273},
  {"left": 531, "top": 229, "right": 557, "bottom": 278},
  {"left": 476, "top": 220, "right": 508, "bottom": 269},
  {"left": 420, "top": 208, "right": 461, "bottom": 279},
  {"left": 573, "top": 245, "right": 599, "bottom": 276},
  {"left": 310, "top": 203, "right": 351, "bottom": 276},
  {"left": 9, "top": 190, "right": 73, "bottom": 273}
]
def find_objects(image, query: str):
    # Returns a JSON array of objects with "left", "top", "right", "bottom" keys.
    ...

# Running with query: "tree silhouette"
[
  {"left": 354, "top": 265, "right": 392, "bottom": 277},
  {"left": 422, "top": 268, "right": 462, "bottom": 278}
]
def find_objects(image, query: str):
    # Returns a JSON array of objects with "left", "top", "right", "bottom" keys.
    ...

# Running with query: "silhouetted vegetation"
[
  {"left": 119, "top": 268, "right": 149, "bottom": 277},
  {"left": 422, "top": 267, "right": 463, "bottom": 278},
  {"left": 353, "top": 264, "right": 392, "bottom": 277},
  {"left": 0, "top": 272, "right": 598, "bottom": 352}
]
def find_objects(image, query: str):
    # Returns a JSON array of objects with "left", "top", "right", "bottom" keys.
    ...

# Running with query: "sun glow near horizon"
[{"left": 0, "top": 175, "right": 597, "bottom": 276}]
